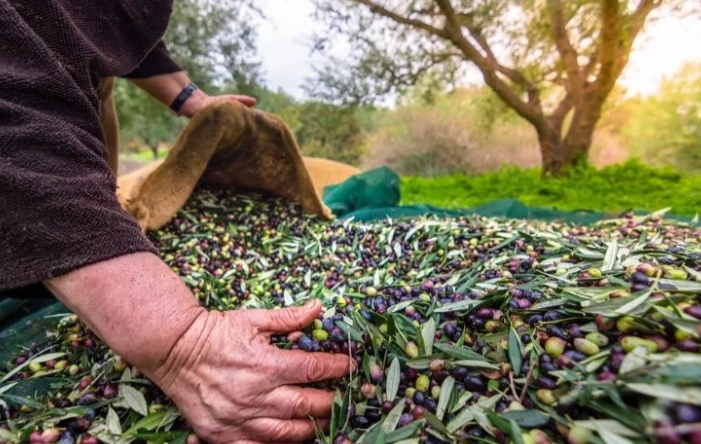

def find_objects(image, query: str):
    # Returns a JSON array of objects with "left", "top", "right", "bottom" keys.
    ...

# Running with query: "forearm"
[
  {"left": 44, "top": 252, "right": 205, "bottom": 374},
  {"left": 129, "top": 72, "right": 207, "bottom": 118}
]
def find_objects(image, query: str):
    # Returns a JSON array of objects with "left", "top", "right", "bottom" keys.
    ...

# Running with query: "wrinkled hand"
[
  {"left": 180, "top": 91, "right": 257, "bottom": 119},
  {"left": 147, "top": 300, "right": 354, "bottom": 444}
]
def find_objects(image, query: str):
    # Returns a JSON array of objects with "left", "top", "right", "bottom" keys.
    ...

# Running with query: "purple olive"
[
  {"left": 464, "top": 376, "right": 486, "bottom": 393},
  {"left": 684, "top": 306, "right": 701, "bottom": 320},
  {"left": 654, "top": 420, "right": 681, "bottom": 444},
  {"left": 673, "top": 404, "right": 701, "bottom": 424},
  {"left": 676, "top": 340, "right": 700, "bottom": 353},
  {"left": 351, "top": 416, "right": 370, "bottom": 429},
  {"left": 537, "top": 377, "right": 557, "bottom": 390}
]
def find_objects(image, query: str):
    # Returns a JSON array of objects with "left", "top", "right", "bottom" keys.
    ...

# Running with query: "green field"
[{"left": 400, "top": 160, "right": 701, "bottom": 217}]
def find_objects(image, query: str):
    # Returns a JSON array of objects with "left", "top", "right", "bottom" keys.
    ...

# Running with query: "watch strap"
[{"left": 170, "top": 83, "right": 198, "bottom": 114}]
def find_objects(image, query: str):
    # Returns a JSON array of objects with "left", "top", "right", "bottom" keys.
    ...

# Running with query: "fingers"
[
  {"left": 247, "top": 300, "right": 322, "bottom": 333},
  {"left": 236, "top": 96, "right": 257, "bottom": 107},
  {"left": 266, "top": 386, "right": 336, "bottom": 419},
  {"left": 220, "top": 94, "right": 257, "bottom": 108},
  {"left": 247, "top": 417, "right": 326, "bottom": 443},
  {"left": 273, "top": 348, "right": 354, "bottom": 385}
]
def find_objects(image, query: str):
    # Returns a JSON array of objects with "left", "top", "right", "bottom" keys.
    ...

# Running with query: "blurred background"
[{"left": 114, "top": 0, "right": 701, "bottom": 216}]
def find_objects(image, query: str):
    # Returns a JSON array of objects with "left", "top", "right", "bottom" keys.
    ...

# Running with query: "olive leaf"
[
  {"left": 433, "top": 299, "right": 483, "bottom": 313},
  {"left": 508, "top": 328, "right": 523, "bottom": 376},
  {"left": 385, "top": 422, "right": 423, "bottom": 443},
  {"left": 614, "top": 290, "right": 652, "bottom": 315},
  {"left": 598, "top": 429, "right": 636, "bottom": 444},
  {"left": 386, "top": 358, "right": 401, "bottom": 402},
  {"left": 619, "top": 346, "right": 648, "bottom": 375},
  {"left": 446, "top": 406, "right": 475, "bottom": 433},
  {"left": 421, "top": 319, "right": 436, "bottom": 356},
  {"left": 602, "top": 240, "right": 620, "bottom": 271},
  {"left": 388, "top": 300, "right": 414, "bottom": 313},
  {"left": 435, "top": 376, "right": 454, "bottom": 421},
  {"left": 0, "top": 382, "right": 18, "bottom": 396},
  {"left": 451, "top": 360, "right": 500, "bottom": 370},
  {"left": 625, "top": 383, "right": 701, "bottom": 406},
  {"left": 119, "top": 385, "right": 148, "bottom": 417},
  {"left": 0, "top": 428, "right": 17, "bottom": 444},
  {"left": 499, "top": 410, "right": 550, "bottom": 428},
  {"left": 105, "top": 406, "right": 122, "bottom": 435},
  {"left": 508, "top": 420, "right": 525, "bottom": 444},
  {"left": 422, "top": 410, "right": 449, "bottom": 436},
  {"left": 381, "top": 398, "right": 406, "bottom": 434},
  {"left": 434, "top": 344, "right": 488, "bottom": 362}
]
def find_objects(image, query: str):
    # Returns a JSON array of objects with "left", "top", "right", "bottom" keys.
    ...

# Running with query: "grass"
[{"left": 400, "top": 159, "right": 701, "bottom": 217}]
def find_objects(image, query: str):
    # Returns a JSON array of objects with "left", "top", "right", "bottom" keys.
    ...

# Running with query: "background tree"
[
  {"left": 114, "top": 0, "right": 264, "bottom": 155},
  {"left": 620, "top": 61, "right": 701, "bottom": 172},
  {"left": 295, "top": 102, "right": 367, "bottom": 166},
  {"left": 306, "top": 0, "right": 699, "bottom": 176}
]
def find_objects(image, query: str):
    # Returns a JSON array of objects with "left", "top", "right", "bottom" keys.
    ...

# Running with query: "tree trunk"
[{"left": 537, "top": 128, "right": 587, "bottom": 177}]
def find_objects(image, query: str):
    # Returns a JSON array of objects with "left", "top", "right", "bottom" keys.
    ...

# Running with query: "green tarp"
[{"left": 1, "top": 166, "right": 696, "bottom": 366}]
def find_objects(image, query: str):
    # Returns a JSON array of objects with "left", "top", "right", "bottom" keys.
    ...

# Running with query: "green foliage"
[
  {"left": 621, "top": 61, "right": 701, "bottom": 173},
  {"left": 400, "top": 159, "right": 701, "bottom": 216},
  {"left": 114, "top": 79, "right": 186, "bottom": 153},
  {"left": 295, "top": 102, "right": 366, "bottom": 166},
  {"left": 163, "top": 0, "right": 262, "bottom": 92},
  {"left": 306, "top": 1, "right": 696, "bottom": 174},
  {"left": 254, "top": 89, "right": 371, "bottom": 166},
  {"left": 113, "top": 0, "right": 264, "bottom": 152}
]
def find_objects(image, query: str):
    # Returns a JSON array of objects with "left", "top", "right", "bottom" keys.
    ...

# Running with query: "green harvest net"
[{"left": 0, "top": 166, "right": 696, "bottom": 397}]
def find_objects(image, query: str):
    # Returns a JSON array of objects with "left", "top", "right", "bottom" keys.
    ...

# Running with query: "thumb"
[{"left": 249, "top": 299, "right": 322, "bottom": 333}]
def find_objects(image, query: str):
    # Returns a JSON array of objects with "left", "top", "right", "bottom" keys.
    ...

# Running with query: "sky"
[{"left": 254, "top": 0, "right": 701, "bottom": 101}]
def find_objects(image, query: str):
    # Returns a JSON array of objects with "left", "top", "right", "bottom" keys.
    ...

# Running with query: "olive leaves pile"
[{"left": 2, "top": 186, "right": 701, "bottom": 444}]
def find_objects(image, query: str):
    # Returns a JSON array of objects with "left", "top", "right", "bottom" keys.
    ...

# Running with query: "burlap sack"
[
  {"left": 114, "top": 100, "right": 361, "bottom": 233},
  {"left": 301, "top": 157, "right": 361, "bottom": 198}
]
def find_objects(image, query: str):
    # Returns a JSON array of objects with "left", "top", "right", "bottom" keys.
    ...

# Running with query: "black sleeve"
[
  {"left": 122, "top": 40, "right": 183, "bottom": 79},
  {"left": 0, "top": 1, "right": 158, "bottom": 296}
]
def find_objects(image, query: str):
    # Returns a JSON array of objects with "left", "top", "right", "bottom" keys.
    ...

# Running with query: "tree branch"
[
  {"left": 433, "top": 0, "right": 544, "bottom": 126},
  {"left": 458, "top": 14, "right": 536, "bottom": 95},
  {"left": 588, "top": 0, "right": 621, "bottom": 106},
  {"left": 546, "top": 0, "right": 583, "bottom": 100},
  {"left": 550, "top": 92, "right": 575, "bottom": 131},
  {"left": 352, "top": 0, "right": 447, "bottom": 38},
  {"left": 590, "top": 0, "right": 659, "bottom": 103},
  {"left": 613, "top": 0, "right": 660, "bottom": 78}
]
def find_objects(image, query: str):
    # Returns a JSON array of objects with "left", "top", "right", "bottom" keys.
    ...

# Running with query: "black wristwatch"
[{"left": 170, "top": 82, "right": 198, "bottom": 114}]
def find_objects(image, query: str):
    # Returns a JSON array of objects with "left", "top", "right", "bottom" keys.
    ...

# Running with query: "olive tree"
[{"left": 306, "top": 0, "right": 698, "bottom": 176}]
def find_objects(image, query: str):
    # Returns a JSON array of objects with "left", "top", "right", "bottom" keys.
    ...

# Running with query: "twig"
[
  {"left": 508, "top": 372, "right": 520, "bottom": 401},
  {"left": 519, "top": 360, "right": 537, "bottom": 402}
]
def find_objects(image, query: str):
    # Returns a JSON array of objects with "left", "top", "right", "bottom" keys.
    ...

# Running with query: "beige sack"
[
  {"left": 296, "top": 157, "right": 360, "bottom": 197},
  {"left": 115, "top": 100, "right": 342, "bottom": 233}
]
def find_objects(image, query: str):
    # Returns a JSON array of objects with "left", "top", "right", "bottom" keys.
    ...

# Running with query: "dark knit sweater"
[{"left": 0, "top": 0, "right": 181, "bottom": 298}]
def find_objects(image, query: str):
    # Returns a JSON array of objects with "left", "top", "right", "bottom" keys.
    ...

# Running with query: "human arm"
[
  {"left": 123, "top": 40, "right": 257, "bottom": 118},
  {"left": 45, "top": 252, "right": 354, "bottom": 443},
  {"left": 129, "top": 71, "right": 257, "bottom": 118}
]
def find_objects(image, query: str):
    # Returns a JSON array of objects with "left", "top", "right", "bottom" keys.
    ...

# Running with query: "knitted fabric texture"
[{"left": 0, "top": 0, "right": 178, "bottom": 297}]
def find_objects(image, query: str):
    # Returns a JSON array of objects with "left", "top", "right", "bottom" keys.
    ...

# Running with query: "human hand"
[
  {"left": 46, "top": 253, "right": 352, "bottom": 444},
  {"left": 147, "top": 299, "right": 354, "bottom": 444},
  {"left": 179, "top": 90, "right": 257, "bottom": 119}
]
